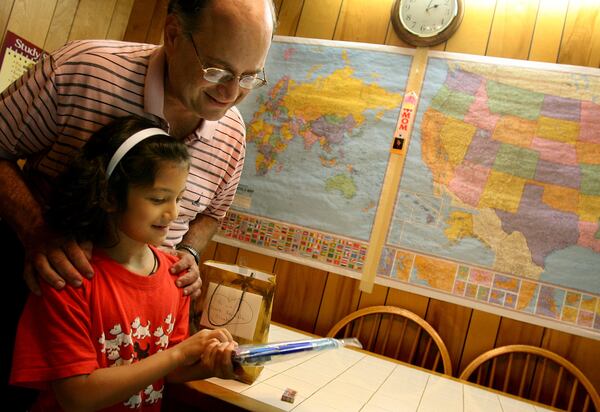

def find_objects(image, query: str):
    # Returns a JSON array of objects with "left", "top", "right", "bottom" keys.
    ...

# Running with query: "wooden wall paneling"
[
  {"left": 235, "top": 249, "right": 277, "bottom": 273},
  {"left": 558, "top": 0, "right": 600, "bottom": 67},
  {"left": 384, "top": 20, "right": 413, "bottom": 48},
  {"left": 383, "top": 0, "right": 413, "bottom": 47},
  {"left": 381, "top": 288, "right": 433, "bottom": 365},
  {"left": 123, "top": 0, "right": 158, "bottom": 42},
  {"left": 145, "top": 0, "right": 168, "bottom": 45},
  {"left": 313, "top": 272, "right": 361, "bottom": 336},
  {"left": 274, "top": 0, "right": 284, "bottom": 16},
  {"left": 295, "top": 0, "right": 342, "bottom": 40},
  {"left": 275, "top": 0, "right": 304, "bottom": 36},
  {"left": 444, "top": 0, "right": 496, "bottom": 55},
  {"left": 68, "top": 0, "right": 118, "bottom": 41},
  {"left": 528, "top": 0, "right": 569, "bottom": 63},
  {"left": 43, "top": 0, "right": 78, "bottom": 52},
  {"left": 200, "top": 240, "right": 218, "bottom": 263},
  {"left": 495, "top": 317, "right": 544, "bottom": 346},
  {"left": 198, "top": 240, "right": 219, "bottom": 286},
  {"left": 457, "top": 310, "right": 501, "bottom": 376},
  {"left": 542, "top": 329, "right": 600, "bottom": 393},
  {"left": 333, "top": 0, "right": 395, "bottom": 44},
  {"left": 0, "top": 0, "right": 15, "bottom": 47},
  {"left": 212, "top": 242, "right": 239, "bottom": 265},
  {"left": 424, "top": 299, "right": 472, "bottom": 374},
  {"left": 486, "top": 0, "right": 539, "bottom": 60},
  {"left": 384, "top": 287, "right": 429, "bottom": 318},
  {"left": 357, "top": 284, "right": 388, "bottom": 308},
  {"left": 271, "top": 260, "right": 328, "bottom": 332},
  {"left": 5, "top": 0, "right": 58, "bottom": 46},
  {"left": 105, "top": 0, "right": 135, "bottom": 41}
]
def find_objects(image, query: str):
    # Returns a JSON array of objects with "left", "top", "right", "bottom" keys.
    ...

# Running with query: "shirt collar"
[
  {"left": 145, "top": 46, "right": 218, "bottom": 142},
  {"left": 145, "top": 46, "right": 166, "bottom": 122}
]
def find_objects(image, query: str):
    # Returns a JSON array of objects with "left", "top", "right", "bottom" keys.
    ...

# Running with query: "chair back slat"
[
  {"left": 517, "top": 353, "right": 530, "bottom": 397},
  {"left": 459, "top": 344, "right": 600, "bottom": 412},
  {"left": 357, "top": 317, "right": 365, "bottom": 343},
  {"left": 420, "top": 337, "right": 433, "bottom": 369},
  {"left": 583, "top": 395, "right": 591, "bottom": 412},
  {"left": 326, "top": 306, "right": 453, "bottom": 375},
  {"left": 567, "top": 378, "right": 579, "bottom": 411},
  {"left": 488, "top": 357, "right": 497, "bottom": 388},
  {"left": 502, "top": 353, "right": 513, "bottom": 392},
  {"left": 366, "top": 314, "right": 381, "bottom": 351},
  {"left": 392, "top": 318, "right": 408, "bottom": 360},
  {"left": 533, "top": 358, "right": 547, "bottom": 402},
  {"left": 343, "top": 323, "right": 351, "bottom": 339},
  {"left": 432, "top": 352, "right": 441, "bottom": 372},
  {"left": 380, "top": 315, "right": 392, "bottom": 353},
  {"left": 407, "top": 327, "right": 423, "bottom": 365},
  {"left": 476, "top": 366, "right": 484, "bottom": 385},
  {"left": 551, "top": 367, "right": 565, "bottom": 406}
]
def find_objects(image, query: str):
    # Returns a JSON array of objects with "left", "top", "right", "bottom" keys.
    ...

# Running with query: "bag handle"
[{"left": 207, "top": 273, "right": 255, "bottom": 327}]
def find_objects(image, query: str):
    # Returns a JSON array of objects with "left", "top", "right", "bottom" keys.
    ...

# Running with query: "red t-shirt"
[{"left": 11, "top": 246, "right": 190, "bottom": 411}]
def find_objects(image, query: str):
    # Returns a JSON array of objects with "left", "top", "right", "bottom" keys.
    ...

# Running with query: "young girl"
[{"left": 10, "top": 115, "right": 237, "bottom": 411}]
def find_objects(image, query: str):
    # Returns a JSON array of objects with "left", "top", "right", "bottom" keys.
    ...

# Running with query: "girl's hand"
[
  {"left": 175, "top": 328, "right": 234, "bottom": 366},
  {"left": 170, "top": 328, "right": 237, "bottom": 381},
  {"left": 196, "top": 340, "right": 237, "bottom": 379}
]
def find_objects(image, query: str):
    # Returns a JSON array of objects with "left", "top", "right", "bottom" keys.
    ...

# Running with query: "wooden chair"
[
  {"left": 326, "top": 305, "right": 452, "bottom": 375},
  {"left": 459, "top": 344, "right": 600, "bottom": 412}
]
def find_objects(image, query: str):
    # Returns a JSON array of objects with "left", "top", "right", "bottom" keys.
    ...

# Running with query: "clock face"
[{"left": 399, "top": 0, "right": 458, "bottom": 38}]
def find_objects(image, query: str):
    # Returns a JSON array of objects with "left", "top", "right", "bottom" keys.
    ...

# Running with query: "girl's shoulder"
[{"left": 149, "top": 245, "right": 180, "bottom": 266}]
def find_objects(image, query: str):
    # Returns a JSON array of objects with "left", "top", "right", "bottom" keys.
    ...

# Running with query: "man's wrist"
[{"left": 176, "top": 243, "right": 200, "bottom": 265}]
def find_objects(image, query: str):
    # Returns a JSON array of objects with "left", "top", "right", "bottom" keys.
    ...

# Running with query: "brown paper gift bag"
[{"left": 195, "top": 260, "right": 276, "bottom": 383}]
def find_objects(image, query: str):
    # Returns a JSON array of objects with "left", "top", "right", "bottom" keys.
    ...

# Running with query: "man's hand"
[
  {"left": 164, "top": 248, "right": 203, "bottom": 299},
  {"left": 23, "top": 234, "right": 94, "bottom": 296}
]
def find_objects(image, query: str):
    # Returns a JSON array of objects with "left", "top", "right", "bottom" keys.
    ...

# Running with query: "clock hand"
[
  {"left": 426, "top": 3, "right": 440, "bottom": 12},
  {"left": 426, "top": 0, "right": 434, "bottom": 12}
]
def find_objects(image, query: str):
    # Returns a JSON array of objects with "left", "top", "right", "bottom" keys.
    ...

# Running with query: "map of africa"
[
  {"left": 389, "top": 57, "right": 600, "bottom": 295},
  {"left": 234, "top": 40, "right": 411, "bottom": 241}
]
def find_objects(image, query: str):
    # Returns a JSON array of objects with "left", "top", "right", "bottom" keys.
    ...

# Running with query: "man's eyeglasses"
[{"left": 188, "top": 35, "right": 267, "bottom": 90}]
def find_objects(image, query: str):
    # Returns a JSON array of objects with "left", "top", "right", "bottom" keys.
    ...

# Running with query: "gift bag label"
[{"left": 200, "top": 281, "right": 264, "bottom": 341}]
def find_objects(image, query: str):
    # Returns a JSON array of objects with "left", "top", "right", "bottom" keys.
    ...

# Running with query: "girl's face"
[{"left": 116, "top": 160, "right": 188, "bottom": 246}]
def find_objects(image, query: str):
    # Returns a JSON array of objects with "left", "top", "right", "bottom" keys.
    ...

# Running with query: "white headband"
[{"left": 106, "top": 127, "right": 170, "bottom": 178}]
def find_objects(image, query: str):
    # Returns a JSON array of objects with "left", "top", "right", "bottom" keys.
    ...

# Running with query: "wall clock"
[{"left": 391, "top": 0, "right": 464, "bottom": 47}]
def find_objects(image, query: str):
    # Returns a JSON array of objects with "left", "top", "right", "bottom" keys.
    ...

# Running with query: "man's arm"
[
  {"left": 0, "top": 160, "right": 92, "bottom": 294},
  {"left": 182, "top": 214, "right": 220, "bottom": 256},
  {"left": 0, "top": 53, "right": 93, "bottom": 293}
]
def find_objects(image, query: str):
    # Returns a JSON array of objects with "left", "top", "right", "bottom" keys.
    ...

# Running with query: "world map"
[
  {"left": 234, "top": 41, "right": 411, "bottom": 241},
  {"left": 389, "top": 57, "right": 600, "bottom": 295}
]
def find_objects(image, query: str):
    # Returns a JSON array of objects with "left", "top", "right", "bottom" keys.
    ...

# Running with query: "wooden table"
[{"left": 181, "top": 324, "right": 558, "bottom": 412}]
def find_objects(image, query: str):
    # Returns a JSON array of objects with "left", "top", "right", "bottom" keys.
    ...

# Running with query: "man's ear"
[{"left": 163, "top": 14, "right": 181, "bottom": 52}]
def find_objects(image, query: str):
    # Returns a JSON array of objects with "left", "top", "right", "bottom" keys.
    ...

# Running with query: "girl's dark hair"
[{"left": 46, "top": 115, "right": 190, "bottom": 244}]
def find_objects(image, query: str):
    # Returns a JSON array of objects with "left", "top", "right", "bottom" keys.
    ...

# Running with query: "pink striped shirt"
[{"left": 0, "top": 40, "right": 246, "bottom": 247}]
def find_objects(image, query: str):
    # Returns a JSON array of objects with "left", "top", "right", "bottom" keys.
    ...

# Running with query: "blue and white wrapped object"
[{"left": 232, "top": 337, "right": 362, "bottom": 366}]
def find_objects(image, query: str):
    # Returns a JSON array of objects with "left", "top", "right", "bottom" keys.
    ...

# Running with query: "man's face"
[{"left": 165, "top": 2, "right": 273, "bottom": 121}]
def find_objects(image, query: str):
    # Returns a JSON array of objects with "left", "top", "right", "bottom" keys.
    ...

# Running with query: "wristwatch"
[{"left": 176, "top": 243, "right": 200, "bottom": 265}]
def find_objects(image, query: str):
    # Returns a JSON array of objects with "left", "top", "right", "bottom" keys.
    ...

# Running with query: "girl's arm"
[{"left": 51, "top": 329, "right": 235, "bottom": 412}]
